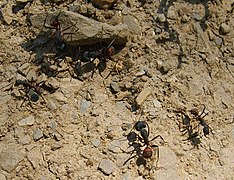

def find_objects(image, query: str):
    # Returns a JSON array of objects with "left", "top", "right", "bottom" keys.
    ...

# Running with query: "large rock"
[{"left": 31, "top": 10, "right": 129, "bottom": 46}]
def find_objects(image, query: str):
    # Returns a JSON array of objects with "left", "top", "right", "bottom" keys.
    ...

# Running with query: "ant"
[
  {"left": 175, "top": 109, "right": 201, "bottom": 146},
  {"left": 14, "top": 79, "right": 44, "bottom": 104},
  {"left": 190, "top": 104, "right": 212, "bottom": 137},
  {"left": 123, "top": 120, "right": 164, "bottom": 169},
  {"left": 133, "top": 121, "right": 164, "bottom": 159},
  {"left": 42, "top": 11, "right": 76, "bottom": 57},
  {"left": 76, "top": 33, "right": 118, "bottom": 79}
]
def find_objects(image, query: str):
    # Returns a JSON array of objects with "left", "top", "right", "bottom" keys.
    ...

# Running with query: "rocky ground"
[{"left": 0, "top": 0, "right": 233, "bottom": 179}]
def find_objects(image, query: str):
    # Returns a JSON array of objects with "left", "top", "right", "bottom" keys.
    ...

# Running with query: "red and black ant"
[
  {"left": 123, "top": 120, "right": 165, "bottom": 168},
  {"left": 42, "top": 11, "right": 77, "bottom": 56},
  {"left": 75, "top": 36, "right": 117, "bottom": 79}
]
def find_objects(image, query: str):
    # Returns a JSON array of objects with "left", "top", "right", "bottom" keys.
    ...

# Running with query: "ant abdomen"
[{"left": 143, "top": 146, "right": 153, "bottom": 158}]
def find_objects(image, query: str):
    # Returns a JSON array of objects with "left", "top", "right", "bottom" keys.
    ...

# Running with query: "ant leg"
[
  {"left": 151, "top": 144, "right": 159, "bottom": 168},
  {"left": 199, "top": 104, "right": 209, "bottom": 118},
  {"left": 150, "top": 135, "right": 165, "bottom": 143}
]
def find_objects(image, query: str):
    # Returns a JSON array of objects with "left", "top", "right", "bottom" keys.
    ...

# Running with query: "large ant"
[
  {"left": 76, "top": 33, "right": 118, "bottom": 79},
  {"left": 190, "top": 104, "right": 212, "bottom": 137},
  {"left": 124, "top": 120, "right": 164, "bottom": 169},
  {"left": 133, "top": 121, "right": 164, "bottom": 159}
]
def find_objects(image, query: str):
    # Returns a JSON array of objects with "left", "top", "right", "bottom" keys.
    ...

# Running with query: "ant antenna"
[{"left": 106, "top": 30, "right": 121, "bottom": 49}]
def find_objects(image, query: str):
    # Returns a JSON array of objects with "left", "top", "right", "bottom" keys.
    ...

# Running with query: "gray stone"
[
  {"left": 80, "top": 99, "right": 91, "bottom": 113},
  {"left": 48, "top": 121, "right": 57, "bottom": 130},
  {"left": 134, "top": 176, "right": 144, "bottom": 180},
  {"left": 98, "top": 159, "right": 117, "bottom": 175},
  {"left": 192, "top": 13, "right": 202, "bottom": 21},
  {"left": 123, "top": 15, "right": 141, "bottom": 34},
  {"left": 158, "top": 146, "right": 177, "bottom": 168},
  {"left": 110, "top": 82, "right": 121, "bottom": 93},
  {"left": 31, "top": 10, "right": 128, "bottom": 46},
  {"left": 155, "top": 169, "right": 180, "bottom": 180},
  {"left": 0, "top": 147, "right": 25, "bottom": 173},
  {"left": 220, "top": 23, "right": 231, "bottom": 35},
  {"left": 135, "top": 88, "right": 152, "bottom": 107},
  {"left": 157, "top": 13, "right": 166, "bottom": 23},
  {"left": 215, "top": 37, "right": 223, "bottom": 46},
  {"left": 18, "top": 115, "right": 35, "bottom": 126},
  {"left": 153, "top": 99, "right": 161, "bottom": 108},
  {"left": 108, "top": 140, "right": 124, "bottom": 153},
  {"left": 92, "top": 139, "right": 101, "bottom": 148},
  {"left": 33, "top": 128, "right": 43, "bottom": 141}
]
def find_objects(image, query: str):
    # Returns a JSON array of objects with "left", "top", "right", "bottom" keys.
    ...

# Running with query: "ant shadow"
[
  {"left": 123, "top": 131, "right": 147, "bottom": 166},
  {"left": 155, "top": 0, "right": 220, "bottom": 69}
]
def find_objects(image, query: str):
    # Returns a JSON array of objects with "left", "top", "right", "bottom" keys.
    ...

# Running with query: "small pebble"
[
  {"left": 122, "top": 171, "right": 131, "bottom": 180},
  {"left": 92, "top": 139, "right": 101, "bottom": 148},
  {"left": 215, "top": 37, "right": 223, "bottom": 46},
  {"left": 157, "top": 13, "right": 166, "bottom": 23},
  {"left": 135, "top": 88, "right": 152, "bottom": 107},
  {"left": 110, "top": 82, "right": 121, "bottom": 93},
  {"left": 153, "top": 99, "right": 162, "bottom": 108},
  {"left": 220, "top": 23, "right": 231, "bottom": 35},
  {"left": 0, "top": 147, "right": 25, "bottom": 173},
  {"left": 167, "top": 8, "right": 177, "bottom": 19},
  {"left": 80, "top": 98, "right": 91, "bottom": 113},
  {"left": 98, "top": 159, "right": 117, "bottom": 175},
  {"left": 18, "top": 115, "right": 35, "bottom": 126},
  {"left": 51, "top": 142, "right": 63, "bottom": 151},
  {"left": 33, "top": 128, "right": 43, "bottom": 141}
]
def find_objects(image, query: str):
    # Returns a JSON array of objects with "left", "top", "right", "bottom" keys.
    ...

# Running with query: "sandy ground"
[{"left": 0, "top": 0, "right": 233, "bottom": 179}]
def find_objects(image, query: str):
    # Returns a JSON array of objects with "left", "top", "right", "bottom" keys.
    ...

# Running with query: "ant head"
[
  {"left": 105, "top": 46, "right": 115, "bottom": 57},
  {"left": 50, "top": 19, "right": 60, "bottom": 29},
  {"left": 134, "top": 121, "right": 147, "bottom": 131},
  {"left": 190, "top": 108, "right": 199, "bottom": 116},
  {"left": 143, "top": 146, "right": 153, "bottom": 158}
]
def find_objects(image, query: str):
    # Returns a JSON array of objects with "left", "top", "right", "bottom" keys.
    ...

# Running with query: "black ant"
[
  {"left": 14, "top": 79, "right": 44, "bottom": 103},
  {"left": 175, "top": 109, "right": 201, "bottom": 146},
  {"left": 190, "top": 104, "right": 212, "bottom": 137}
]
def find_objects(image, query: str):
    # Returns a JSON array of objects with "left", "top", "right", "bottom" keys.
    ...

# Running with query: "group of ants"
[
  {"left": 15, "top": 11, "right": 119, "bottom": 105},
  {"left": 123, "top": 105, "right": 212, "bottom": 169},
  {"left": 13, "top": 11, "right": 212, "bottom": 170}
]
